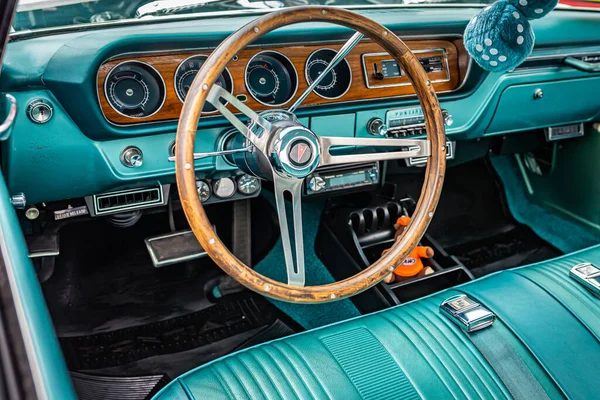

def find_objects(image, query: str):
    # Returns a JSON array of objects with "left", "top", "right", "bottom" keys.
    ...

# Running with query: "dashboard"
[
  {"left": 2, "top": 7, "right": 600, "bottom": 206},
  {"left": 96, "top": 39, "right": 467, "bottom": 125}
]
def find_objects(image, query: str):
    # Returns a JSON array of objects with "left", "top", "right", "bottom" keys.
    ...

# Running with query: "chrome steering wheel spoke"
[
  {"left": 273, "top": 174, "right": 306, "bottom": 287},
  {"left": 207, "top": 85, "right": 272, "bottom": 153},
  {"left": 318, "top": 136, "right": 431, "bottom": 167}
]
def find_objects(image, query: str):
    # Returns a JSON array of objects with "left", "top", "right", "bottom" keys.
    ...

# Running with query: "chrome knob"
[
  {"left": 308, "top": 176, "right": 326, "bottom": 192},
  {"left": 120, "top": 146, "right": 144, "bottom": 168},
  {"left": 367, "top": 118, "right": 388, "bottom": 136},
  {"left": 10, "top": 193, "right": 26, "bottom": 209},
  {"left": 442, "top": 109, "right": 454, "bottom": 127}
]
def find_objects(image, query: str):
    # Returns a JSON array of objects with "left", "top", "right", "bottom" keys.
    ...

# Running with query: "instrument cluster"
[{"left": 103, "top": 47, "right": 352, "bottom": 118}]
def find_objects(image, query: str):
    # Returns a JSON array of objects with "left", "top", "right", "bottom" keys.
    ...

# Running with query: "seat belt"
[
  {"left": 468, "top": 328, "right": 550, "bottom": 400},
  {"left": 440, "top": 294, "right": 550, "bottom": 400}
]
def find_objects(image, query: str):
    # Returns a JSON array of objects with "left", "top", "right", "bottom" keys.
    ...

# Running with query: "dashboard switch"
[
  {"left": 120, "top": 146, "right": 144, "bottom": 168},
  {"left": 367, "top": 118, "right": 388, "bottom": 136},
  {"left": 442, "top": 109, "right": 454, "bottom": 127}
]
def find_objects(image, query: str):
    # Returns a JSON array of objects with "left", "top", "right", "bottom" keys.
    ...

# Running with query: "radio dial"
[{"left": 308, "top": 176, "right": 326, "bottom": 192}]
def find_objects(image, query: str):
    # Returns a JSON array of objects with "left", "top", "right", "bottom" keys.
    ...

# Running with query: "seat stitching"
[
  {"left": 510, "top": 270, "right": 600, "bottom": 343},
  {"left": 523, "top": 268, "right": 600, "bottom": 317},
  {"left": 207, "top": 367, "right": 236, "bottom": 400},
  {"left": 244, "top": 350, "right": 283, "bottom": 400},
  {"left": 281, "top": 341, "right": 332, "bottom": 400},
  {"left": 400, "top": 307, "right": 492, "bottom": 399},
  {"left": 271, "top": 343, "right": 318, "bottom": 399},
  {"left": 221, "top": 359, "right": 253, "bottom": 399},
  {"left": 258, "top": 347, "right": 299, "bottom": 400},
  {"left": 378, "top": 312, "right": 465, "bottom": 399},
  {"left": 175, "top": 379, "right": 195, "bottom": 400},
  {"left": 412, "top": 300, "right": 510, "bottom": 400}
]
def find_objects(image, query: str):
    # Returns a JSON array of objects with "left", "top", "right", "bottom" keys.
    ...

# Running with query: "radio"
[
  {"left": 367, "top": 106, "right": 453, "bottom": 137},
  {"left": 305, "top": 163, "right": 379, "bottom": 196}
]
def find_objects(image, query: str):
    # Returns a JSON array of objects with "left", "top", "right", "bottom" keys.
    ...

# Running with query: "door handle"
[{"left": 564, "top": 56, "right": 600, "bottom": 73}]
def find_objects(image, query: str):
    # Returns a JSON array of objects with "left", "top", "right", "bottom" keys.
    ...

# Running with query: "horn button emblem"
[
  {"left": 270, "top": 124, "right": 321, "bottom": 179},
  {"left": 289, "top": 141, "right": 312, "bottom": 166}
]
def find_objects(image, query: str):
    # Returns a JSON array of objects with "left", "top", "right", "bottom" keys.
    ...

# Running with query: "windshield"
[{"left": 11, "top": 0, "right": 599, "bottom": 32}]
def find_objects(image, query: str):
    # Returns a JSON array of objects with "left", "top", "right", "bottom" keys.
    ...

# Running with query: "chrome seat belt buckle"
[
  {"left": 570, "top": 262, "right": 600, "bottom": 298},
  {"left": 440, "top": 294, "right": 496, "bottom": 333}
]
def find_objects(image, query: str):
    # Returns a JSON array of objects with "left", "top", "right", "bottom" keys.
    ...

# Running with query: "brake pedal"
[{"left": 145, "top": 230, "right": 207, "bottom": 268}]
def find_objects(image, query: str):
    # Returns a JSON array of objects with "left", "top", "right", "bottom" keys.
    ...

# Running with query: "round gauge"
[
  {"left": 237, "top": 175, "right": 261, "bottom": 195},
  {"left": 104, "top": 61, "right": 166, "bottom": 118},
  {"left": 245, "top": 51, "right": 298, "bottom": 106},
  {"left": 213, "top": 177, "right": 236, "bottom": 199},
  {"left": 196, "top": 180, "right": 211, "bottom": 203},
  {"left": 305, "top": 49, "right": 352, "bottom": 100},
  {"left": 174, "top": 55, "right": 233, "bottom": 113}
]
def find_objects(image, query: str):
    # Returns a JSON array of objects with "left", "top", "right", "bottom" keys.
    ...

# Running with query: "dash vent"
[{"left": 88, "top": 184, "right": 169, "bottom": 216}]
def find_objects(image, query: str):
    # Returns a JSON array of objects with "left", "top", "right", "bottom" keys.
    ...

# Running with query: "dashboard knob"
[
  {"left": 442, "top": 109, "right": 454, "bottom": 127},
  {"left": 120, "top": 146, "right": 144, "bottom": 168},
  {"left": 10, "top": 193, "right": 26, "bottom": 209},
  {"left": 308, "top": 176, "right": 326, "bottom": 192},
  {"left": 367, "top": 118, "right": 388, "bottom": 136}
]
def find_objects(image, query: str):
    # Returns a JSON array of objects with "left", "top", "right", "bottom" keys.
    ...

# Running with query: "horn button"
[{"left": 269, "top": 123, "right": 321, "bottom": 179}]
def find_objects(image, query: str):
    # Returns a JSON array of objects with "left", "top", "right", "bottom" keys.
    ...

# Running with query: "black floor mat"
[
  {"left": 39, "top": 202, "right": 296, "bottom": 385},
  {"left": 60, "top": 295, "right": 277, "bottom": 371},
  {"left": 387, "top": 159, "right": 561, "bottom": 275}
]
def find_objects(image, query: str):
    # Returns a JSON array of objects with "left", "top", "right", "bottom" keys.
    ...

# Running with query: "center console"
[{"left": 316, "top": 194, "right": 473, "bottom": 313}]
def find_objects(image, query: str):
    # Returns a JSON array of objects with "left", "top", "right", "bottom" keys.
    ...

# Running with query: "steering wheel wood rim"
[{"left": 176, "top": 6, "right": 446, "bottom": 303}]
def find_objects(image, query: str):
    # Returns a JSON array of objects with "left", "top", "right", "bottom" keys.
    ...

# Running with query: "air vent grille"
[{"left": 93, "top": 186, "right": 164, "bottom": 216}]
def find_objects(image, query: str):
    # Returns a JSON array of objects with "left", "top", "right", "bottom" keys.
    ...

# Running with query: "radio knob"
[
  {"left": 367, "top": 118, "right": 388, "bottom": 136},
  {"left": 442, "top": 109, "right": 454, "bottom": 127},
  {"left": 308, "top": 176, "right": 326, "bottom": 192}
]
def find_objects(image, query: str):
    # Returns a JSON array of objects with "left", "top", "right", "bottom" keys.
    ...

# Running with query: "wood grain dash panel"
[{"left": 97, "top": 39, "right": 467, "bottom": 125}]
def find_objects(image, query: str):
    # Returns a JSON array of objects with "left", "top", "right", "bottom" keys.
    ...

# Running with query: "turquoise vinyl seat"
[{"left": 154, "top": 245, "right": 600, "bottom": 400}]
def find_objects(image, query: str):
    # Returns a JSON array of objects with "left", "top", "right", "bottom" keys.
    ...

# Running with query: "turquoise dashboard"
[{"left": 1, "top": 6, "right": 600, "bottom": 204}]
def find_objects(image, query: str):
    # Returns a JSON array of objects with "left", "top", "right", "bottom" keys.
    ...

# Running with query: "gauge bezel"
[
  {"left": 103, "top": 60, "right": 167, "bottom": 119},
  {"left": 212, "top": 177, "right": 237, "bottom": 199},
  {"left": 173, "top": 54, "right": 234, "bottom": 114},
  {"left": 237, "top": 174, "right": 261, "bottom": 195},
  {"left": 244, "top": 50, "right": 299, "bottom": 107},
  {"left": 304, "top": 48, "right": 353, "bottom": 101},
  {"left": 196, "top": 180, "right": 212, "bottom": 203}
]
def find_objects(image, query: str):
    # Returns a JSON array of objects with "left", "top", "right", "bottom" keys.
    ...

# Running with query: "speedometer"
[
  {"left": 245, "top": 51, "right": 298, "bottom": 106},
  {"left": 174, "top": 55, "right": 233, "bottom": 113},
  {"left": 104, "top": 61, "right": 166, "bottom": 118},
  {"left": 305, "top": 48, "right": 352, "bottom": 100}
]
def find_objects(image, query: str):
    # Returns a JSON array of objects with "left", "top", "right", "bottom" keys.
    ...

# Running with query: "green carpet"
[
  {"left": 253, "top": 193, "right": 360, "bottom": 330},
  {"left": 491, "top": 155, "right": 600, "bottom": 253}
]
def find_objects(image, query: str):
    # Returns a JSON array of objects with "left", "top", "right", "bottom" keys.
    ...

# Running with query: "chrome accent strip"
[
  {"left": 318, "top": 137, "right": 430, "bottom": 166},
  {"left": 303, "top": 48, "right": 353, "bottom": 101},
  {"left": 102, "top": 60, "right": 167, "bottom": 119},
  {"left": 361, "top": 48, "right": 451, "bottom": 89},
  {"left": 273, "top": 175, "right": 305, "bottom": 286},
  {"left": 167, "top": 145, "right": 251, "bottom": 162},
  {"left": 244, "top": 49, "right": 299, "bottom": 108},
  {"left": 0, "top": 94, "right": 17, "bottom": 135},
  {"left": 289, "top": 32, "right": 363, "bottom": 113}
]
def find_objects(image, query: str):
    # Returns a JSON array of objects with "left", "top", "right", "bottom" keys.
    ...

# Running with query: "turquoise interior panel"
[
  {"left": 486, "top": 77, "right": 600, "bottom": 134},
  {"left": 0, "top": 170, "right": 76, "bottom": 399}
]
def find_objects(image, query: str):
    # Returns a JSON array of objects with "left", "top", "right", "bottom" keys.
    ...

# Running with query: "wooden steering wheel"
[{"left": 176, "top": 6, "right": 446, "bottom": 303}]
